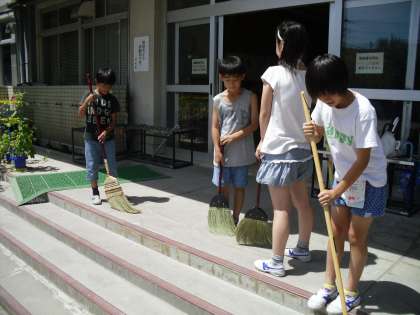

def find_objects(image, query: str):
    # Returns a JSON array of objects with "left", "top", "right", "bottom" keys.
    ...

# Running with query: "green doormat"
[{"left": 10, "top": 164, "right": 167, "bottom": 205}]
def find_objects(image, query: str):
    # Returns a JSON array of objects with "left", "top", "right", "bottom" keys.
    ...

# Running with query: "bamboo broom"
[{"left": 300, "top": 91, "right": 347, "bottom": 315}]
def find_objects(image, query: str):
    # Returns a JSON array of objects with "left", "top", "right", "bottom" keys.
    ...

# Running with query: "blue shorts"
[
  {"left": 85, "top": 139, "right": 118, "bottom": 181},
  {"left": 212, "top": 165, "right": 248, "bottom": 188},
  {"left": 334, "top": 180, "right": 387, "bottom": 218}
]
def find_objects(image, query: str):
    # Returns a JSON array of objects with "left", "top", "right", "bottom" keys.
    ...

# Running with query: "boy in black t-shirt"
[{"left": 79, "top": 68, "right": 120, "bottom": 205}]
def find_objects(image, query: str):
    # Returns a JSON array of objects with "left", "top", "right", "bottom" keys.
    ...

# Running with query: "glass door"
[{"left": 167, "top": 18, "right": 217, "bottom": 154}]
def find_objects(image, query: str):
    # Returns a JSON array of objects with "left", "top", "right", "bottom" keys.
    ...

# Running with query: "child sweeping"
[
  {"left": 78, "top": 68, "right": 119, "bottom": 205},
  {"left": 211, "top": 56, "right": 258, "bottom": 225},
  {"left": 304, "top": 54, "right": 387, "bottom": 314},
  {"left": 254, "top": 21, "right": 315, "bottom": 277}
]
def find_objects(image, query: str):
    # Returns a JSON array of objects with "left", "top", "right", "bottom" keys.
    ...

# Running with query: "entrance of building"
[
  {"left": 166, "top": 2, "right": 331, "bottom": 159},
  {"left": 222, "top": 4, "right": 329, "bottom": 98}
]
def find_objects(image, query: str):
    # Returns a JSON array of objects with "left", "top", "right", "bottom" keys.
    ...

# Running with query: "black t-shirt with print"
[{"left": 81, "top": 92, "right": 120, "bottom": 141}]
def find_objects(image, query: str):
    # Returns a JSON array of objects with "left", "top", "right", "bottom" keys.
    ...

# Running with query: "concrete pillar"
[{"left": 129, "top": 0, "right": 165, "bottom": 126}]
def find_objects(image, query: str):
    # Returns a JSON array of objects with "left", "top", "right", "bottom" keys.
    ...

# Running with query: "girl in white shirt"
[{"left": 254, "top": 21, "right": 314, "bottom": 277}]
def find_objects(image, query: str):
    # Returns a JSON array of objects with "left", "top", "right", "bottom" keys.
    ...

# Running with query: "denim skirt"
[{"left": 256, "top": 148, "right": 313, "bottom": 187}]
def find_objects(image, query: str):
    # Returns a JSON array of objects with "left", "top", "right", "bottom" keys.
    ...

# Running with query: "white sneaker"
[
  {"left": 254, "top": 259, "right": 286, "bottom": 277},
  {"left": 285, "top": 247, "right": 311, "bottom": 262},
  {"left": 91, "top": 194, "right": 101, "bottom": 205},
  {"left": 307, "top": 286, "right": 339, "bottom": 311},
  {"left": 326, "top": 292, "right": 361, "bottom": 314}
]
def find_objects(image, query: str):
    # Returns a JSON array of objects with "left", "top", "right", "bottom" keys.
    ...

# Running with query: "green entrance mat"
[{"left": 10, "top": 164, "right": 167, "bottom": 205}]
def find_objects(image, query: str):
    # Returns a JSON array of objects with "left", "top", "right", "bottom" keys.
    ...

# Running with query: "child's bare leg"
[
  {"left": 269, "top": 186, "right": 292, "bottom": 256},
  {"left": 325, "top": 205, "right": 351, "bottom": 285},
  {"left": 347, "top": 215, "right": 373, "bottom": 291},
  {"left": 290, "top": 180, "right": 314, "bottom": 245},
  {"left": 221, "top": 185, "right": 230, "bottom": 201},
  {"left": 232, "top": 187, "right": 245, "bottom": 221},
  {"left": 91, "top": 180, "right": 98, "bottom": 189}
]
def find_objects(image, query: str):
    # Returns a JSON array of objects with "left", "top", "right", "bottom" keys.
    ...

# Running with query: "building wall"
[{"left": 128, "top": 0, "right": 166, "bottom": 127}]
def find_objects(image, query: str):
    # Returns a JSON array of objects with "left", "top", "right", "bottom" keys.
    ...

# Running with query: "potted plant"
[
  {"left": 9, "top": 118, "right": 35, "bottom": 169},
  {"left": 0, "top": 92, "right": 35, "bottom": 169}
]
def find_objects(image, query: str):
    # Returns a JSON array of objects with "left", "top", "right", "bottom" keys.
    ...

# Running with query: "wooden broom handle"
[
  {"left": 300, "top": 91, "right": 348, "bottom": 315},
  {"left": 256, "top": 183, "right": 261, "bottom": 208}
]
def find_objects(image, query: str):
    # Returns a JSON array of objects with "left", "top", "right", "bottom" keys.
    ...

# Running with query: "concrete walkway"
[{"left": 1, "top": 150, "right": 420, "bottom": 315}]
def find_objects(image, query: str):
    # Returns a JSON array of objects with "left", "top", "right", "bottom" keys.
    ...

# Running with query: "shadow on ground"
[{"left": 359, "top": 280, "right": 420, "bottom": 314}]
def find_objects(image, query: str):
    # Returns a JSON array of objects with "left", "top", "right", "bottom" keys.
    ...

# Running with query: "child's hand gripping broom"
[
  {"left": 236, "top": 183, "right": 272, "bottom": 248},
  {"left": 300, "top": 91, "right": 348, "bottom": 315},
  {"left": 86, "top": 74, "right": 141, "bottom": 214},
  {"left": 208, "top": 146, "right": 236, "bottom": 236}
]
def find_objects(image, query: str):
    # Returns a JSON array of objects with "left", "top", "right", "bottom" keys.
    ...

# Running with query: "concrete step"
[
  {"left": 0, "top": 197, "right": 300, "bottom": 315},
  {"left": 46, "top": 191, "right": 314, "bottom": 314},
  {"left": 0, "top": 243, "right": 91, "bottom": 315},
  {"left": 0, "top": 206, "right": 193, "bottom": 315}
]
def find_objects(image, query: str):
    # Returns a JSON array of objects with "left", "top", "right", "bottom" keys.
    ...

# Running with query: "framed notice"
[
  {"left": 134, "top": 36, "right": 149, "bottom": 72},
  {"left": 192, "top": 58, "right": 207, "bottom": 75},
  {"left": 355, "top": 52, "right": 384, "bottom": 74}
]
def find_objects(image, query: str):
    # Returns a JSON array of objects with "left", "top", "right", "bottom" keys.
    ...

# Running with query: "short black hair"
[
  {"left": 305, "top": 54, "right": 349, "bottom": 99},
  {"left": 277, "top": 21, "right": 308, "bottom": 69},
  {"left": 217, "top": 56, "right": 246, "bottom": 76},
  {"left": 96, "top": 68, "right": 116, "bottom": 85}
]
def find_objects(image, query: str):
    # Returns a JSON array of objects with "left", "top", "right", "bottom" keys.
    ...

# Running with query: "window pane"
[
  {"left": 94, "top": 23, "right": 120, "bottom": 82},
  {"left": 96, "top": 0, "right": 106, "bottom": 18},
  {"left": 410, "top": 102, "right": 420, "bottom": 155},
  {"left": 2, "top": 45, "right": 12, "bottom": 85},
  {"left": 94, "top": 25, "right": 108, "bottom": 71},
  {"left": 167, "top": 23, "right": 175, "bottom": 84},
  {"left": 42, "top": 10, "right": 58, "bottom": 30},
  {"left": 167, "top": 92, "right": 209, "bottom": 152},
  {"left": 59, "top": 4, "right": 78, "bottom": 25},
  {"left": 415, "top": 23, "right": 420, "bottom": 89},
  {"left": 179, "top": 23, "right": 209, "bottom": 84},
  {"left": 179, "top": 93, "right": 208, "bottom": 152},
  {"left": 371, "top": 99, "right": 403, "bottom": 140},
  {"left": 107, "top": 0, "right": 128, "bottom": 15},
  {"left": 342, "top": 2, "right": 410, "bottom": 89},
  {"left": 43, "top": 36, "right": 59, "bottom": 84},
  {"left": 84, "top": 28, "right": 93, "bottom": 79},
  {"left": 167, "top": 0, "right": 209, "bottom": 11},
  {"left": 59, "top": 31, "right": 79, "bottom": 84},
  {"left": 107, "top": 23, "right": 120, "bottom": 81},
  {"left": 120, "top": 19, "right": 128, "bottom": 84}
]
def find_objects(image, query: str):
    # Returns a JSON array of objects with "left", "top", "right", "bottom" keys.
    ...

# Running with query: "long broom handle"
[
  {"left": 300, "top": 91, "right": 348, "bottom": 315},
  {"left": 256, "top": 183, "right": 261, "bottom": 208},
  {"left": 218, "top": 145, "right": 224, "bottom": 194}
]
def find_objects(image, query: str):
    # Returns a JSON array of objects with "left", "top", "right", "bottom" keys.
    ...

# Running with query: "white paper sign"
[
  {"left": 355, "top": 52, "right": 384, "bottom": 74},
  {"left": 134, "top": 36, "right": 149, "bottom": 72},
  {"left": 192, "top": 58, "right": 207, "bottom": 75}
]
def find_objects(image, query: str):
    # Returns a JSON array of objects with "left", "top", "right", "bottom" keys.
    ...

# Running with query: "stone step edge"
[
  {"left": 0, "top": 285, "right": 31, "bottom": 315},
  {"left": 0, "top": 195, "right": 231, "bottom": 315},
  {"left": 49, "top": 191, "right": 315, "bottom": 313},
  {"left": 0, "top": 228, "right": 124, "bottom": 315}
]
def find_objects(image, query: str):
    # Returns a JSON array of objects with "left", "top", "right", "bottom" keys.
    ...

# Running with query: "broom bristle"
[
  {"left": 236, "top": 218, "right": 272, "bottom": 247},
  {"left": 104, "top": 176, "right": 141, "bottom": 214},
  {"left": 208, "top": 206, "right": 236, "bottom": 236}
]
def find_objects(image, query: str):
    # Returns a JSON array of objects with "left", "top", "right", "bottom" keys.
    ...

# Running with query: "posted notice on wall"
[
  {"left": 192, "top": 58, "right": 207, "bottom": 75},
  {"left": 355, "top": 52, "right": 384, "bottom": 74},
  {"left": 134, "top": 36, "right": 149, "bottom": 72}
]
